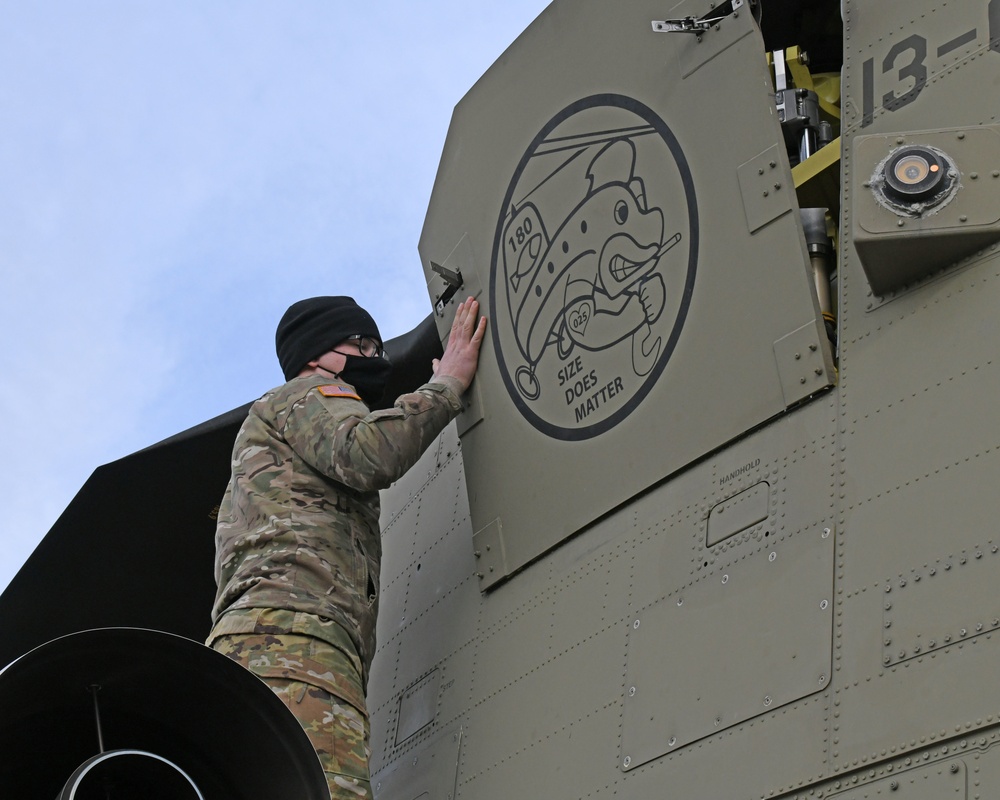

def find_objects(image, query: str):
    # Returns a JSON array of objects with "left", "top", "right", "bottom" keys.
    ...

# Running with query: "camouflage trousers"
[{"left": 211, "top": 631, "right": 371, "bottom": 800}]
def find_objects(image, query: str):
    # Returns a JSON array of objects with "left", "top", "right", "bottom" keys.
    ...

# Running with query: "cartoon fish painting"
[{"left": 501, "top": 138, "right": 681, "bottom": 399}]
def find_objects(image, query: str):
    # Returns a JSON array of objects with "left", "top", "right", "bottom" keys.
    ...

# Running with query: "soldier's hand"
[{"left": 432, "top": 297, "right": 487, "bottom": 393}]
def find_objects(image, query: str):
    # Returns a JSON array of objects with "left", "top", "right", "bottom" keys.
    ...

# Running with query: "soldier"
[{"left": 207, "top": 295, "right": 486, "bottom": 799}]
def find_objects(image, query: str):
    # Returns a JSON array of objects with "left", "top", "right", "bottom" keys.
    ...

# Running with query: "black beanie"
[{"left": 275, "top": 296, "right": 382, "bottom": 381}]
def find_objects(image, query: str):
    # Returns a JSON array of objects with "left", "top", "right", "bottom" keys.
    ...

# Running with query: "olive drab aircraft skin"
[
  {"left": 6, "top": 0, "right": 1000, "bottom": 798},
  {"left": 374, "top": 0, "right": 1000, "bottom": 797}
]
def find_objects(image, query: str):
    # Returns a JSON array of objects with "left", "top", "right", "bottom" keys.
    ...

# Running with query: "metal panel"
[
  {"left": 882, "top": 542, "right": 1000, "bottom": 666},
  {"left": 738, "top": 144, "right": 796, "bottom": 234},
  {"left": 421, "top": 0, "right": 834, "bottom": 592},
  {"left": 396, "top": 670, "right": 441, "bottom": 746},
  {"left": 833, "top": 0, "right": 1000, "bottom": 777},
  {"left": 852, "top": 126, "right": 1000, "bottom": 295},
  {"left": 621, "top": 525, "right": 834, "bottom": 769},
  {"left": 373, "top": 728, "right": 461, "bottom": 800},
  {"left": 773, "top": 320, "right": 835, "bottom": 407},
  {"left": 830, "top": 759, "right": 966, "bottom": 800},
  {"left": 834, "top": 452, "right": 1000, "bottom": 768}
]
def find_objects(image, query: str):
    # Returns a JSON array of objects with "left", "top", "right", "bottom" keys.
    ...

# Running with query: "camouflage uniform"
[{"left": 208, "top": 372, "right": 463, "bottom": 798}]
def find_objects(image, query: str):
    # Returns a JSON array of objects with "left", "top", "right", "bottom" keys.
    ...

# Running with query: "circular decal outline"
[{"left": 489, "top": 93, "right": 699, "bottom": 440}]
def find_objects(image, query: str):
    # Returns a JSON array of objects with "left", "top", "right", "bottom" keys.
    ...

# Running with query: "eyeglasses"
[{"left": 335, "top": 335, "right": 385, "bottom": 359}]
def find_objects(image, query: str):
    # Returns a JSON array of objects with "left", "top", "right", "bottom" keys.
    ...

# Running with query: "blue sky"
[{"left": 0, "top": 1, "right": 549, "bottom": 594}]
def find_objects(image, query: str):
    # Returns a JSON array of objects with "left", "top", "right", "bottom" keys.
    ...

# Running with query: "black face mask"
[{"left": 333, "top": 354, "right": 392, "bottom": 408}]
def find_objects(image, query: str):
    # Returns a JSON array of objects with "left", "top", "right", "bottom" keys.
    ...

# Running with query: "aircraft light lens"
[
  {"left": 894, "top": 155, "right": 930, "bottom": 185},
  {"left": 881, "top": 145, "right": 954, "bottom": 204}
]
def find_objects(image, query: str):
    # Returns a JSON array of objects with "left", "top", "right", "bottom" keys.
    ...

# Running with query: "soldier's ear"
[
  {"left": 295, "top": 356, "right": 323, "bottom": 378},
  {"left": 306, "top": 351, "right": 332, "bottom": 369}
]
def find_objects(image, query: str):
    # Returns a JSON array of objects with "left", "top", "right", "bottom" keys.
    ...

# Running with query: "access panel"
[
  {"left": 621, "top": 524, "right": 835, "bottom": 768},
  {"left": 420, "top": 0, "right": 835, "bottom": 590}
]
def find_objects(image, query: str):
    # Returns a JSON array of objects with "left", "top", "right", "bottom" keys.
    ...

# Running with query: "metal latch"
[
  {"left": 431, "top": 261, "right": 464, "bottom": 315},
  {"left": 652, "top": 0, "right": 746, "bottom": 34}
]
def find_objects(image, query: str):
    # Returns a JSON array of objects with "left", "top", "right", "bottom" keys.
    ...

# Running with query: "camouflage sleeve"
[{"left": 283, "top": 377, "right": 465, "bottom": 492}]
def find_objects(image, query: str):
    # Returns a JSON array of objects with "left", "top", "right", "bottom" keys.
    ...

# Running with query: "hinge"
[{"left": 652, "top": 0, "right": 750, "bottom": 35}]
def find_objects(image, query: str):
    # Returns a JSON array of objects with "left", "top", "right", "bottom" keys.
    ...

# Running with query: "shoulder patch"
[{"left": 317, "top": 384, "right": 362, "bottom": 401}]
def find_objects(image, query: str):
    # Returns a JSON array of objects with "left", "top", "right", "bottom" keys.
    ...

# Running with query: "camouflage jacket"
[{"left": 211, "top": 372, "right": 464, "bottom": 683}]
